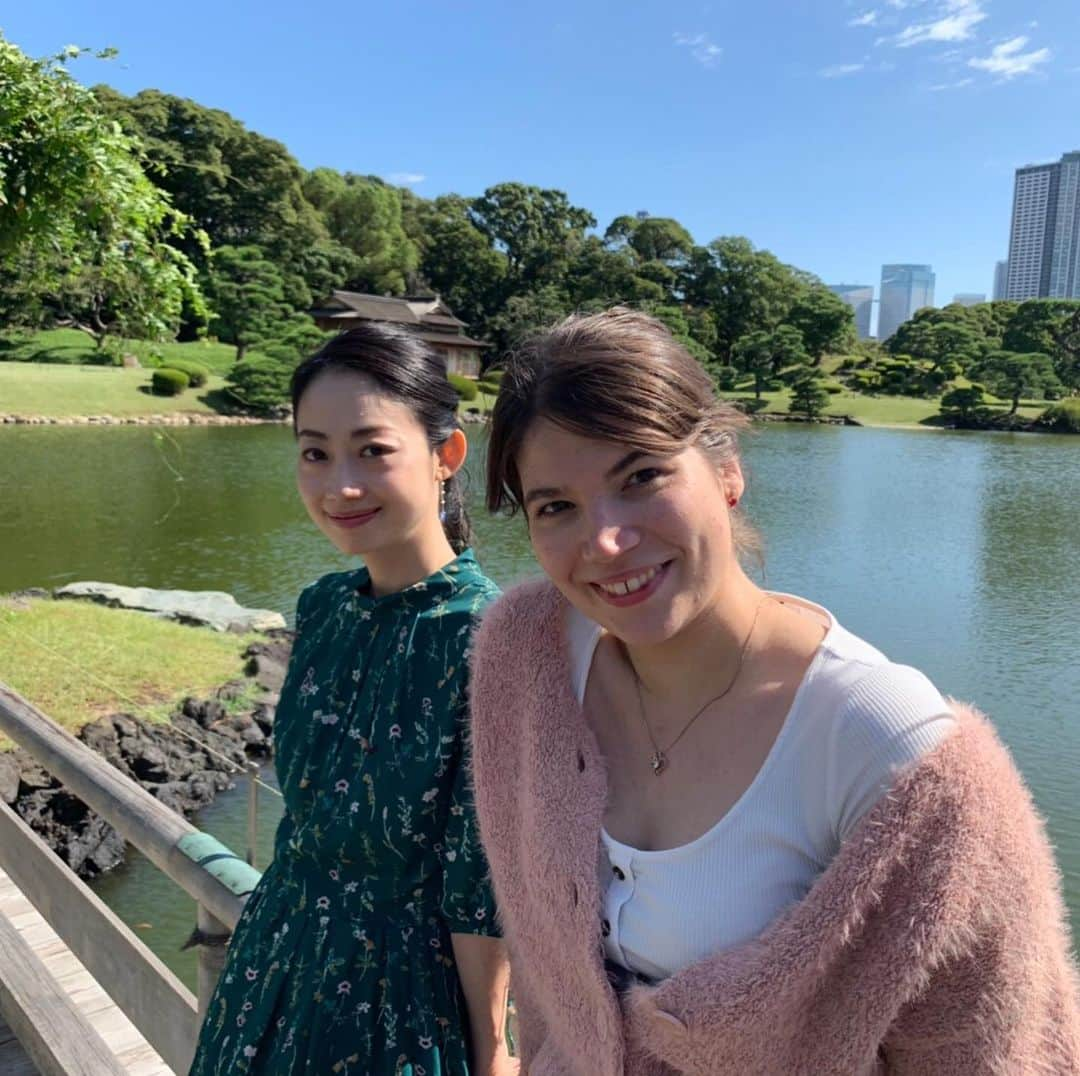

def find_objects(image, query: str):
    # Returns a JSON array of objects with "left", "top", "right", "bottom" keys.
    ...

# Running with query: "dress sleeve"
[
  {"left": 433, "top": 617, "right": 500, "bottom": 937},
  {"left": 829, "top": 663, "right": 958, "bottom": 843}
]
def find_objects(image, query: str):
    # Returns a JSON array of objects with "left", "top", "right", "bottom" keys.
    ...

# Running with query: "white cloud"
[
  {"left": 930, "top": 76, "right": 974, "bottom": 89},
  {"left": 968, "top": 36, "right": 1051, "bottom": 78},
  {"left": 849, "top": 10, "right": 879, "bottom": 26},
  {"left": 820, "top": 62, "right": 867, "bottom": 77},
  {"left": 894, "top": 0, "right": 987, "bottom": 47},
  {"left": 674, "top": 31, "right": 723, "bottom": 68},
  {"left": 387, "top": 172, "right": 426, "bottom": 185}
]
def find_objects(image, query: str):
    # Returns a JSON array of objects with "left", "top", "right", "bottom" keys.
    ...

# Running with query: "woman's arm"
[{"left": 451, "top": 933, "right": 517, "bottom": 1075}]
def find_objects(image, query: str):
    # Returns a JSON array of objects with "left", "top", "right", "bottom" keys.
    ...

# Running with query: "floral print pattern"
[{"left": 189, "top": 551, "right": 500, "bottom": 1075}]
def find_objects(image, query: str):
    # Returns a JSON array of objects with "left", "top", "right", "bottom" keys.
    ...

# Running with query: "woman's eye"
[
  {"left": 536, "top": 500, "right": 573, "bottom": 518},
  {"left": 301, "top": 447, "right": 327, "bottom": 462},
  {"left": 627, "top": 467, "right": 662, "bottom": 487},
  {"left": 360, "top": 444, "right": 391, "bottom": 458}
]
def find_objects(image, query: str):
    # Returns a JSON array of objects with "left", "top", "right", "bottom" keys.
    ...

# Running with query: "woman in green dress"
[{"left": 189, "top": 324, "right": 514, "bottom": 1076}]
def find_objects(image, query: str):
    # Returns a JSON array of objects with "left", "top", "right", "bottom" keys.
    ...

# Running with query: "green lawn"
[
  {"left": 721, "top": 389, "right": 1049, "bottom": 428},
  {"left": 0, "top": 362, "right": 231, "bottom": 417},
  {"left": 0, "top": 597, "right": 258, "bottom": 743},
  {"left": 0, "top": 328, "right": 238, "bottom": 374}
]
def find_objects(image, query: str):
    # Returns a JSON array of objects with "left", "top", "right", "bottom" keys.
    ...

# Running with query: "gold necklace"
[{"left": 627, "top": 597, "right": 770, "bottom": 776}]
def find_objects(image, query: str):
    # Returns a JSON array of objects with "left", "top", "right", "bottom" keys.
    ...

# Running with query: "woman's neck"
[
  {"left": 364, "top": 526, "right": 457, "bottom": 598},
  {"left": 622, "top": 571, "right": 766, "bottom": 705}
]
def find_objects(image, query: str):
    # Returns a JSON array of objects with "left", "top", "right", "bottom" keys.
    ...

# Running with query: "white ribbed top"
[{"left": 567, "top": 593, "right": 956, "bottom": 982}]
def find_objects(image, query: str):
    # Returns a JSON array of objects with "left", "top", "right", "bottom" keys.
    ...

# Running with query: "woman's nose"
[{"left": 583, "top": 514, "right": 640, "bottom": 560}]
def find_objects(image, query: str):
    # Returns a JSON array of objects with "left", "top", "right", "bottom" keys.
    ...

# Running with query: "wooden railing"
[{"left": 0, "top": 682, "right": 263, "bottom": 1073}]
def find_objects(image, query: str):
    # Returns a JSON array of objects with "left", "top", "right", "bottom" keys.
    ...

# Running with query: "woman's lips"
[
  {"left": 589, "top": 561, "right": 671, "bottom": 608},
  {"left": 326, "top": 508, "right": 381, "bottom": 529}
]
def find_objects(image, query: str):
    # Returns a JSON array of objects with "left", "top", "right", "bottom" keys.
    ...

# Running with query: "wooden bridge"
[{"left": 0, "top": 684, "right": 262, "bottom": 1075}]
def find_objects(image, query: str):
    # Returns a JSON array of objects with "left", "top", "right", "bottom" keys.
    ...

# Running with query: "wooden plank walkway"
[{"left": 0, "top": 867, "right": 173, "bottom": 1075}]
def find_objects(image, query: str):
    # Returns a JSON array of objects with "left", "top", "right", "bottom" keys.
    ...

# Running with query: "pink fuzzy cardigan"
[{"left": 469, "top": 579, "right": 1080, "bottom": 1075}]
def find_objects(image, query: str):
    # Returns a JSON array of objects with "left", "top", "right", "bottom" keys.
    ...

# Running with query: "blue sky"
[{"left": 5, "top": 1, "right": 1077, "bottom": 327}]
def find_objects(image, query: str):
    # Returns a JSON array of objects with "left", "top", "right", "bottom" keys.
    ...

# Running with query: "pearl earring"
[{"left": 439, "top": 481, "right": 447, "bottom": 523}]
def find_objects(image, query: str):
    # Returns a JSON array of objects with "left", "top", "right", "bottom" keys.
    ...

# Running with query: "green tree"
[
  {"left": 406, "top": 193, "right": 506, "bottom": 332},
  {"left": 940, "top": 384, "right": 989, "bottom": 424},
  {"left": 974, "top": 351, "right": 1061, "bottom": 414},
  {"left": 1003, "top": 300, "right": 1080, "bottom": 392},
  {"left": 604, "top": 215, "right": 694, "bottom": 267},
  {"left": 682, "top": 237, "right": 802, "bottom": 362},
  {"left": 302, "top": 170, "right": 418, "bottom": 295},
  {"left": 565, "top": 238, "right": 665, "bottom": 308},
  {"left": 788, "top": 286, "right": 855, "bottom": 363},
  {"left": 0, "top": 38, "right": 204, "bottom": 347},
  {"left": 789, "top": 371, "right": 830, "bottom": 419},
  {"left": 733, "top": 326, "right": 809, "bottom": 400},
  {"left": 202, "top": 245, "right": 291, "bottom": 360},
  {"left": 487, "top": 284, "right": 572, "bottom": 349},
  {"left": 94, "top": 86, "right": 338, "bottom": 312},
  {"left": 471, "top": 182, "right": 595, "bottom": 297}
]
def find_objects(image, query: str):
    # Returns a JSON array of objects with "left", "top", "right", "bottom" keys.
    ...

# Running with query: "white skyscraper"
[
  {"left": 953, "top": 293, "right": 986, "bottom": 307},
  {"left": 828, "top": 284, "right": 873, "bottom": 339},
  {"left": 1005, "top": 151, "right": 1080, "bottom": 300},
  {"left": 878, "top": 265, "right": 935, "bottom": 342}
]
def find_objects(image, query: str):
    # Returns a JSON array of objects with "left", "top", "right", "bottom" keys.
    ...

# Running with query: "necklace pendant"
[{"left": 650, "top": 751, "right": 668, "bottom": 776}]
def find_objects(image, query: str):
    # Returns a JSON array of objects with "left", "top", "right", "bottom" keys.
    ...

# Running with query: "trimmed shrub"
[
  {"left": 225, "top": 353, "right": 292, "bottom": 413},
  {"left": 448, "top": 373, "right": 478, "bottom": 402},
  {"left": 160, "top": 358, "right": 210, "bottom": 387},
  {"left": 712, "top": 364, "right": 739, "bottom": 390},
  {"left": 152, "top": 368, "right": 191, "bottom": 396},
  {"left": 731, "top": 396, "right": 768, "bottom": 415},
  {"left": 479, "top": 368, "right": 504, "bottom": 384},
  {"left": 823, "top": 381, "right": 845, "bottom": 394},
  {"left": 1036, "top": 398, "right": 1080, "bottom": 433}
]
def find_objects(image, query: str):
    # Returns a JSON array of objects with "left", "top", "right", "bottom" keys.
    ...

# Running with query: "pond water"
[{"left": 1, "top": 422, "right": 1077, "bottom": 988}]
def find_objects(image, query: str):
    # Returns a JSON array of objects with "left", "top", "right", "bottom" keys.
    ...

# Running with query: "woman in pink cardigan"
[{"left": 468, "top": 307, "right": 1080, "bottom": 1075}]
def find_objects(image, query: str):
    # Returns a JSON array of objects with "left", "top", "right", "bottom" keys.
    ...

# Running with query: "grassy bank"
[
  {"left": 0, "top": 362, "right": 232, "bottom": 418},
  {"left": 720, "top": 388, "right": 1050, "bottom": 427},
  {"left": 0, "top": 328, "right": 237, "bottom": 374},
  {"left": 0, "top": 597, "right": 258, "bottom": 744}
]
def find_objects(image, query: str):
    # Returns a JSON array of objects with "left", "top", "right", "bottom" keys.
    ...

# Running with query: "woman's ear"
[{"left": 437, "top": 429, "right": 468, "bottom": 481}]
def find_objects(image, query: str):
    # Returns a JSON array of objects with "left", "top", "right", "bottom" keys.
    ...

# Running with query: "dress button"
[
  {"left": 577, "top": 752, "right": 586, "bottom": 772},
  {"left": 601, "top": 918, "right": 611, "bottom": 937},
  {"left": 612, "top": 866, "right": 625, "bottom": 881}
]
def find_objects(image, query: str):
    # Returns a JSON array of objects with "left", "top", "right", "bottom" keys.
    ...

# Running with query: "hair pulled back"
[
  {"left": 486, "top": 307, "right": 759, "bottom": 558},
  {"left": 291, "top": 322, "right": 473, "bottom": 553}
]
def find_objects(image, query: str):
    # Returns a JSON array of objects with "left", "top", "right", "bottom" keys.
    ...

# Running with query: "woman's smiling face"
[
  {"left": 294, "top": 369, "right": 445, "bottom": 559},
  {"left": 517, "top": 418, "right": 744, "bottom": 648}
]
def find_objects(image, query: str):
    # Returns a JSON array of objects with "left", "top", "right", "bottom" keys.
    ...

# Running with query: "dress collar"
[{"left": 350, "top": 548, "right": 478, "bottom": 611}]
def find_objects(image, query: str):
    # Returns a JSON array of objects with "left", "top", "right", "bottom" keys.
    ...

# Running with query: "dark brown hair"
[
  {"left": 291, "top": 323, "right": 473, "bottom": 553},
  {"left": 485, "top": 307, "right": 759, "bottom": 557}
]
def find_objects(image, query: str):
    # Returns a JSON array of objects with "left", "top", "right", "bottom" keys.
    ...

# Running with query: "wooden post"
[
  {"left": 195, "top": 904, "right": 230, "bottom": 1021},
  {"left": 247, "top": 767, "right": 259, "bottom": 869}
]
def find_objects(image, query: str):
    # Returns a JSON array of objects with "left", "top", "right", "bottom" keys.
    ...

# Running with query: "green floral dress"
[{"left": 189, "top": 550, "right": 500, "bottom": 1076}]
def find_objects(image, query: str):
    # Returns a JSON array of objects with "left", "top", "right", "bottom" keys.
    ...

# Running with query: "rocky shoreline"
[{"left": 0, "top": 631, "right": 293, "bottom": 879}]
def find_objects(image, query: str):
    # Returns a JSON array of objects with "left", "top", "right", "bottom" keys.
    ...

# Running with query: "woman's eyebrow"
[{"left": 605, "top": 449, "right": 648, "bottom": 479}]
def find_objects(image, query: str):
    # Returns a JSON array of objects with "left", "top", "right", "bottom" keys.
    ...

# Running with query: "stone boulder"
[{"left": 54, "top": 582, "right": 286, "bottom": 633}]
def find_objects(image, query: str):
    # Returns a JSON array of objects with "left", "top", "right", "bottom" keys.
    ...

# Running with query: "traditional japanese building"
[{"left": 310, "top": 292, "right": 487, "bottom": 377}]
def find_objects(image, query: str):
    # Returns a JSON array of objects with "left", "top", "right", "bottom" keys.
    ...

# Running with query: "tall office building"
[
  {"left": 953, "top": 293, "right": 986, "bottom": 307},
  {"left": 878, "top": 264, "right": 935, "bottom": 342},
  {"left": 992, "top": 259, "right": 1009, "bottom": 301},
  {"left": 828, "top": 284, "right": 873, "bottom": 339},
  {"left": 1005, "top": 151, "right": 1080, "bottom": 300}
]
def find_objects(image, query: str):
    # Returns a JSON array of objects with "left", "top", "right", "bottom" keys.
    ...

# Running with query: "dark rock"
[
  {"left": 251, "top": 700, "right": 277, "bottom": 735},
  {"left": 130, "top": 743, "right": 170, "bottom": 783},
  {"left": 246, "top": 654, "right": 286, "bottom": 694},
  {"left": 0, "top": 754, "right": 21, "bottom": 804},
  {"left": 18, "top": 764, "right": 56, "bottom": 794}
]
